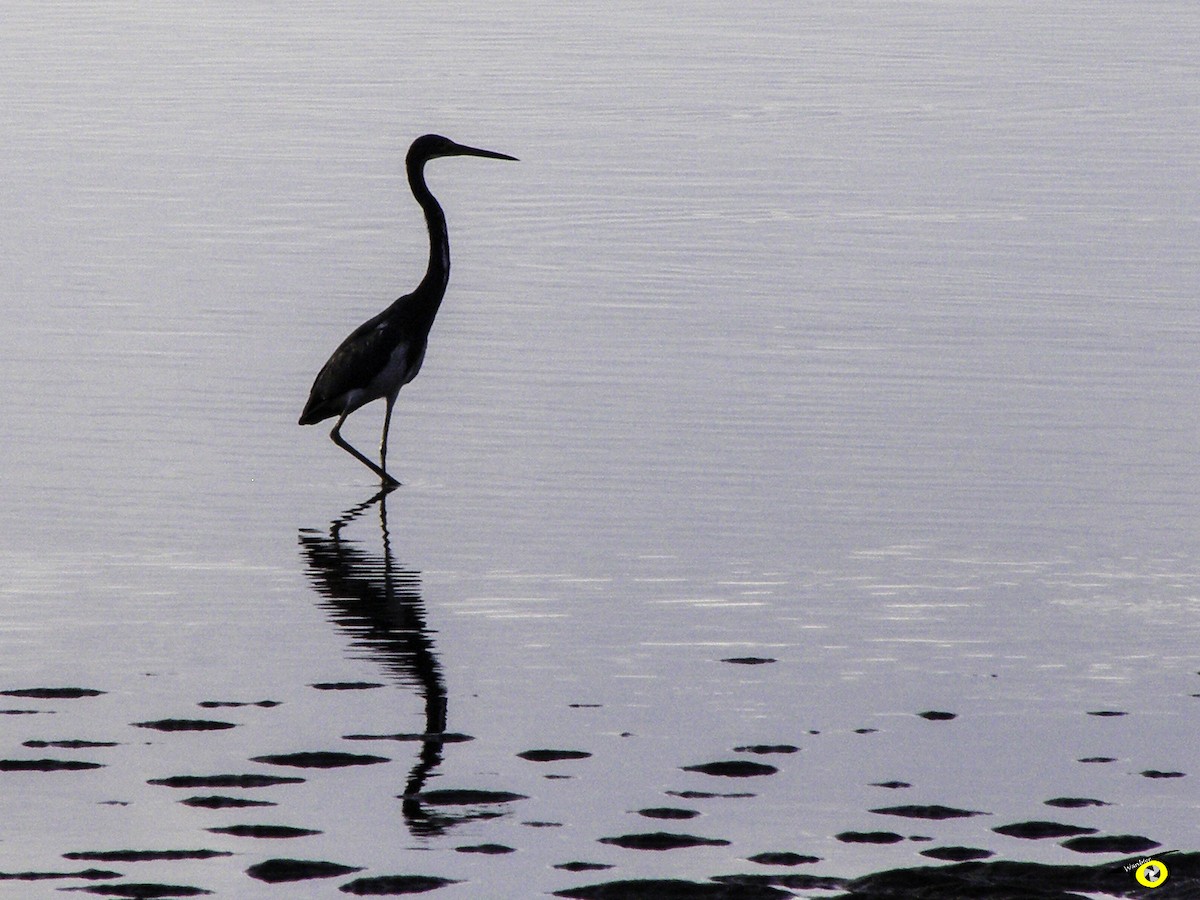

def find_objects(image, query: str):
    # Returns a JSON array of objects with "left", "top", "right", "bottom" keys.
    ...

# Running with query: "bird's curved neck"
[{"left": 408, "top": 159, "right": 450, "bottom": 300}]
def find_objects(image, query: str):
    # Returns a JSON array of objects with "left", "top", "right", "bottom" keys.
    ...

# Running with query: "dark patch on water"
[
  {"left": 245, "top": 858, "right": 363, "bottom": 883},
  {"left": 406, "top": 788, "right": 527, "bottom": 805},
  {"left": 250, "top": 751, "right": 389, "bottom": 768},
  {"left": 681, "top": 760, "right": 777, "bottom": 778},
  {"left": 870, "top": 781, "right": 911, "bottom": 789},
  {"left": 555, "top": 862, "right": 614, "bottom": 872},
  {"left": 1, "top": 687, "right": 106, "bottom": 699},
  {"left": 206, "top": 824, "right": 321, "bottom": 838},
  {"left": 916, "top": 710, "right": 956, "bottom": 721},
  {"left": 919, "top": 846, "right": 993, "bottom": 861},
  {"left": 133, "top": 719, "right": 236, "bottom": 732},
  {"left": 992, "top": 820, "right": 1098, "bottom": 839},
  {"left": 455, "top": 843, "right": 515, "bottom": 854},
  {"left": 732, "top": 745, "right": 797, "bottom": 755},
  {"left": 852, "top": 728, "right": 877, "bottom": 734},
  {"left": 23, "top": 739, "right": 119, "bottom": 749},
  {"left": 58, "top": 884, "right": 212, "bottom": 897},
  {"left": 63, "top": 850, "right": 232, "bottom": 862},
  {"left": 835, "top": 851, "right": 1200, "bottom": 899},
  {"left": 517, "top": 749, "right": 591, "bottom": 762},
  {"left": 179, "top": 795, "right": 277, "bottom": 809},
  {"left": 869, "top": 804, "right": 986, "bottom": 820},
  {"left": 598, "top": 832, "right": 730, "bottom": 851},
  {"left": 746, "top": 852, "right": 820, "bottom": 866},
  {"left": 339, "top": 874, "right": 461, "bottom": 894},
  {"left": 835, "top": 831, "right": 904, "bottom": 844},
  {"left": 0, "top": 868, "right": 120, "bottom": 880},
  {"left": 568, "top": 703, "right": 602, "bottom": 708},
  {"left": 1078, "top": 756, "right": 1116, "bottom": 763},
  {"left": 522, "top": 820, "right": 563, "bottom": 827},
  {"left": 148, "top": 774, "right": 303, "bottom": 789},
  {"left": 0, "top": 758, "right": 103, "bottom": 771},
  {"left": 343, "top": 731, "right": 473, "bottom": 744},
  {"left": 1086, "top": 710, "right": 1127, "bottom": 717},
  {"left": 638, "top": 807, "right": 699, "bottom": 820},
  {"left": 712, "top": 873, "right": 848, "bottom": 892},
  {"left": 665, "top": 790, "right": 755, "bottom": 799},
  {"left": 556, "top": 878, "right": 793, "bottom": 899},
  {"left": 0, "top": 708, "right": 42, "bottom": 715},
  {"left": 721, "top": 657, "right": 777, "bottom": 665},
  {"left": 309, "top": 681, "right": 385, "bottom": 691},
  {"left": 1141, "top": 769, "right": 1185, "bottom": 778},
  {"left": 1044, "top": 796, "right": 1109, "bottom": 808},
  {"left": 1060, "top": 834, "right": 1159, "bottom": 854},
  {"left": 197, "top": 700, "right": 280, "bottom": 708}
]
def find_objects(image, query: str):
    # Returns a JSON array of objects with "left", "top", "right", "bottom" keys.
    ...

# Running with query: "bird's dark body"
[{"left": 298, "top": 134, "right": 516, "bottom": 485}]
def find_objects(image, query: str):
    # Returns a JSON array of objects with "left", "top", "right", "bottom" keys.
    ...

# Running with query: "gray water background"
[{"left": 1, "top": 2, "right": 1198, "bottom": 897}]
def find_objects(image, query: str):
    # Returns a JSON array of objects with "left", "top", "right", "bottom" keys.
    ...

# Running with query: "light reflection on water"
[{"left": 2, "top": 0, "right": 1199, "bottom": 896}]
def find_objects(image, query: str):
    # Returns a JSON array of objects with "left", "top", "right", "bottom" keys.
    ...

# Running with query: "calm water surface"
[{"left": 1, "top": 2, "right": 1198, "bottom": 897}]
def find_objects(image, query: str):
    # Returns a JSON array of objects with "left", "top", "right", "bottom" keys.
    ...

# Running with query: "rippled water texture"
[{"left": 2, "top": 2, "right": 1198, "bottom": 897}]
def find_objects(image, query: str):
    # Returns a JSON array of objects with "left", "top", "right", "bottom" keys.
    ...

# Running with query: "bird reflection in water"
[{"left": 298, "top": 487, "right": 469, "bottom": 836}]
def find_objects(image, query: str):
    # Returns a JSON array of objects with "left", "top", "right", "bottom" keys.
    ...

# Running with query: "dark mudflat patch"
[
  {"left": 993, "top": 820, "right": 1097, "bottom": 839},
  {"left": 133, "top": 719, "right": 236, "bottom": 733},
  {"left": 1078, "top": 756, "right": 1116, "bottom": 763},
  {"left": 920, "top": 846, "right": 993, "bottom": 861},
  {"left": 0, "top": 758, "right": 103, "bottom": 771},
  {"left": 1, "top": 688, "right": 105, "bottom": 699},
  {"left": 555, "top": 863, "right": 614, "bottom": 872},
  {"left": 916, "top": 710, "right": 956, "bottom": 721},
  {"left": 0, "top": 868, "right": 120, "bottom": 881},
  {"left": 1141, "top": 769, "right": 1185, "bottom": 778},
  {"left": 206, "top": 824, "right": 320, "bottom": 839},
  {"left": 1086, "top": 710, "right": 1127, "bottom": 717},
  {"left": 666, "top": 790, "right": 755, "bottom": 800},
  {"left": 598, "top": 832, "right": 730, "bottom": 851},
  {"left": 732, "top": 745, "right": 798, "bottom": 755},
  {"left": 24, "top": 739, "right": 119, "bottom": 749},
  {"left": 197, "top": 700, "right": 280, "bottom": 708},
  {"left": 869, "top": 804, "right": 985, "bottom": 820},
  {"left": 746, "top": 852, "right": 820, "bottom": 866},
  {"left": 556, "top": 878, "right": 791, "bottom": 899},
  {"left": 179, "top": 795, "right": 277, "bottom": 809},
  {"left": 870, "top": 781, "right": 911, "bottom": 789},
  {"left": 455, "top": 843, "right": 514, "bottom": 855},
  {"left": 1044, "top": 796, "right": 1109, "bottom": 809},
  {"left": 681, "top": 760, "right": 777, "bottom": 778},
  {"left": 0, "top": 708, "right": 42, "bottom": 715},
  {"left": 339, "top": 874, "right": 461, "bottom": 895},
  {"left": 852, "top": 728, "right": 877, "bottom": 734},
  {"left": 517, "top": 749, "right": 591, "bottom": 762},
  {"left": 407, "top": 789, "right": 527, "bottom": 805},
  {"left": 245, "top": 858, "right": 363, "bottom": 883},
  {"left": 835, "top": 831, "right": 904, "bottom": 844},
  {"left": 58, "top": 884, "right": 211, "bottom": 898},
  {"left": 309, "top": 682, "right": 384, "bottom": 691},
  {"left": 148, "top": 774, "right": 303, "bottom": 789},
  {"left": 1061, "top": 834, "right": 1159, "bottom": 854},
  {"left": 344, "top": 732, "right": 473, "bottom": 744},
  {"left": 638, "top": 807, "right": 699, "bottom": 820},
  {"left": 721, "top": 657, "right": 777, "bottom": 666},
  {"left": 251, "top": 751, "right": 389, "bottom": 768},
  {"left": 64, "top": 850, "right": 232, "bottom": 862}
]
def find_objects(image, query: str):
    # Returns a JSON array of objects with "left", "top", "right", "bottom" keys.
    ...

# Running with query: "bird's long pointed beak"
[{"left": 451, "top": 142, "right": 518, "bottom": 162}]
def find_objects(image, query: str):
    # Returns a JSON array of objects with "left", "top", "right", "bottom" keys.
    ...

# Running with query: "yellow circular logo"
[{"left": 1135, "top": 859, "right": 1168, "bottom": 888}]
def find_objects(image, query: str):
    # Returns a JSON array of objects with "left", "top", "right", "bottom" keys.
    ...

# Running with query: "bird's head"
[{"left": 407, "top": 134, "right": 518, "bottom": 167}]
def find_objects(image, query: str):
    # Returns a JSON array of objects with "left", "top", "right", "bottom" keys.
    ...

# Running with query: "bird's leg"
[
  {"left": 330, "top": 414, "right": 399, "bottom": 486},
  {"left": 379, "top": 394, "right": 398, "bottom": 485}
]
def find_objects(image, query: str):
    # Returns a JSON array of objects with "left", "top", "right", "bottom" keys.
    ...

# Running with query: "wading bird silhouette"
[{"left": 299, "top": 134, "right": 517, "bottom": 485}]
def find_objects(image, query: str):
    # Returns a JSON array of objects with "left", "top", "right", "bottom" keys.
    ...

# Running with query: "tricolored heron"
[{"left": 299, "top": 134, "right": 517, "bottom": 485}]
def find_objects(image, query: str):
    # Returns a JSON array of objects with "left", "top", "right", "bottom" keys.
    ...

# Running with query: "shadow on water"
[{"left": 298, "top": 487, "right": 463, "bottom": 838}]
